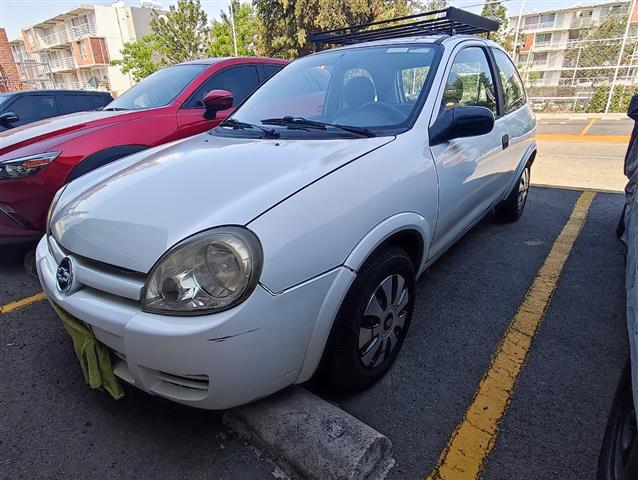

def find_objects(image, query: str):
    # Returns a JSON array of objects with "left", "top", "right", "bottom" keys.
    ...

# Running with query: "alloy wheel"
[{"left": 359, "top": 274, "right": 409, "bottom": 369}]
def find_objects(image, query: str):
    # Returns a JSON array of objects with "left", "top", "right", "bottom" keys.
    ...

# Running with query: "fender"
[
  {"left": 343, "top": 211, "right": 432, "bottom": 276},
  {"left": 296, "top": 212, "right": 433, "bottom": 382},
  {"left": 65, "top": 144, "right": 149, "bottom": 183},
  {"left": 498, "top": 141, "right": 537, "bottom": 204}
]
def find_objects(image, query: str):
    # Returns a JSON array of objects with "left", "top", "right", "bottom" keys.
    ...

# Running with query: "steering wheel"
[{"left": 357, "top": 101, "right": 406, "bottom": 124}]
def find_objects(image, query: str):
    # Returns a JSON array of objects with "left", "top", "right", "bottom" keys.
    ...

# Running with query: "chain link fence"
[{"left": 514, "top": 7, "right": 638, "bottom": 113}]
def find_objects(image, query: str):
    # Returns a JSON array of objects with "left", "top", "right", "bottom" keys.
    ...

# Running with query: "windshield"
[
  {"left": 106, "top": 64, "right": 206, "bottom": 110},
  {"left": 228, "top": 44, "right": 438, "bottom": 138},
  {"left": 0, "top": 93, "right": 13, "bottom": 106}
]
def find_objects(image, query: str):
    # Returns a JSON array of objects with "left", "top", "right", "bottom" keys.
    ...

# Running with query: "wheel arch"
[
  {"left": 65, "top": 144, "right": 149, "bottom": 183},
  {"left": 296, "top": 213, "right": 432, "bottom": 383},
  {"left": 343, "top": 212, "right": 432, "bottom": 276}
]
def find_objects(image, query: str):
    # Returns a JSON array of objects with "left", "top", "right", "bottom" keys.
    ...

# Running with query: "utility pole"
[
  {"left": 512, "top": 0, "right": 527, "bottom": 58},
  {"left": 229, "top": 0, "right": 238, "bottom": 57},
  {"left": 605, "top": 0, "right": 637, "bottom": 113}
]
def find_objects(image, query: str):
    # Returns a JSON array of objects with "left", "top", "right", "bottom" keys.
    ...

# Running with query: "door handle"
[{"left": 502, "top": 134, "right": 510, "bottom": 150}]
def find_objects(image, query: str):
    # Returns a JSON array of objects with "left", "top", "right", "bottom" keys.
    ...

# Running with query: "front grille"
[{"left": 155, "top": 371, "right": 209, "bottom": 392}]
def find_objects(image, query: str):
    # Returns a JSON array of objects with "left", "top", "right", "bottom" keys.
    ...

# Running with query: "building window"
[
  {"left": 536, "top": 33, "right": 552, "bottom": 44},
  {"left": 77, "top": 41, "right": 87, "bottom": 60}
]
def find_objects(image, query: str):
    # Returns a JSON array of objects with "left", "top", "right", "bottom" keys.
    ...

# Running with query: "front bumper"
[{"left": 36, "top": 236, "right": 343, "bottom": 409}]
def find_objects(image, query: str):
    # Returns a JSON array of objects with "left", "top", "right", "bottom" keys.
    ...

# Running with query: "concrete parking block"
[{"left": 223, "top": 386, "right": 394, "bottom": 480}]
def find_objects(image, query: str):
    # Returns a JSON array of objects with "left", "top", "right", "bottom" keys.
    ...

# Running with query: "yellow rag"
[{"left": 49, "top": 300, "right": 124, "bottom": 400}]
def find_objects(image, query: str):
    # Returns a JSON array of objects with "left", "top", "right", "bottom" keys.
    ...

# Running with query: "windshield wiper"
[
  {"left": 260, "top": 116, "right": 375, "bottom": 137},
  {"left": 219, "top": 118, "right": 280, "bottom": 139},
  {"left": 101, "top": 107, "right": 129, "bottom": 111}
]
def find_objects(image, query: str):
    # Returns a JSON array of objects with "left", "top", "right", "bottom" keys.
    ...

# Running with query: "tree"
[
  {"left": 111, "top": 35, "right": 163, "bottom": 82},
  {"left": 150, "top": 0, "right": 211, "bottom": 64},
  {"left": 113, "top": 0, "right": 212, "bottom": 80},
  {"left": 254, "top": 0, "right": 420, "bottom": 58},
  {"left": 209, "top": 1, "right": 258, "bottom": 57}
]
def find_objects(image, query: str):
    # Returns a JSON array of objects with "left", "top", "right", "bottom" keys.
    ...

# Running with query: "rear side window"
[
  {"left": 58, "top": 94, "right": 95, "bottom": 114},
  {"left": 262, "top": 64, "right": 284, "bottom": 80},
  {"left": 399, "top": 66, "right": 431, "bottom": 104},
  {"left": 183, "top": 65, "right": 260, "bottom": 109},
  {"left": 442, "top": 47, "right": 497, "bottom": 115},
  {"left": 492, "top": 49, "right": 526, "bottom": 114},
  {"left": 8, "top": 95, "right": 58, "bottom": 123}
]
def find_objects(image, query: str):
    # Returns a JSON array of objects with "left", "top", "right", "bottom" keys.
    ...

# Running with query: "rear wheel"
[
  {"left": 321, "top": 246, "right": 415, "bottom": 393},
  {"left": 495, "top": 165, "right": 530, "bottom": 223}
]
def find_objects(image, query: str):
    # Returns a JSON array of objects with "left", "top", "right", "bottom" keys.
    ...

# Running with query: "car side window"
[
  {"left": 8, "top": 95, "right": 57, "bottom": 123},
  {"left": 58, "top": 94, "right": 95, "bottom": 114},
  {"left": 262, "top": 64, "right": 284, "bottom": 81},
  {"left": 183, "top": 65, "right": 260, "bottom": 109},
  {"left": 442, "top": 47, "right": 497, "bottom": 115},
  {"left": 492, "top": 49, "right": 527, "bottom": 114},
  {"left": 399, "top": 66, "right": 430, "bottom": 104}
]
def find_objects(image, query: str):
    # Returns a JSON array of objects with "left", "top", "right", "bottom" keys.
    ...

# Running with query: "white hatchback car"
[{"left": 37, "top": 21, "right": 535, "bottom": 409}]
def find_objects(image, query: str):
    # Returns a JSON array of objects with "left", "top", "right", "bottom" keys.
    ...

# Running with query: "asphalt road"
[
  {"left": 536, "top": 116, "right": 633, "bottom": 137},
  {"left": 0, "top": 187, "right": 628, "bottom": 479}
]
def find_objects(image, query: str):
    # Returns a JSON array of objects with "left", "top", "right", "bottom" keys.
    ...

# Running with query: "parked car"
[
  {"left": 0, "top": 89, "right": 112, "bottom": 132},
  {"left": 0, "top": 57, "right": 287, "bottom": 243},
  {"left": 37, "top": 9, "right": 536, "bottom": 409}
]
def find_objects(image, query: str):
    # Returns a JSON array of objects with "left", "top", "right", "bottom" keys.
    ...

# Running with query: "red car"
[{"left": 0, "top": 57, "right": 287, "bottom": 244}]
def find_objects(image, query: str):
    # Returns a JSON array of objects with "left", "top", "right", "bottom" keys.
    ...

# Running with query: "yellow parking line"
[
  {"left": 426, "top": 191, "right": 596, "bottom": 480},
  {"left": 579, "top": 117, "right": 597, "bottom": 135},
  {"left": 0, "top": 292, "right": 46, "bottom": 315}
]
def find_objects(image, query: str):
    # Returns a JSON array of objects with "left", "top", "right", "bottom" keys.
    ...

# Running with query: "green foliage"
[
  {"left": 111, "top": 35, "right": 163, "bottom": 82},
  {"left": 114, "top": 0, "right": 212, "bottom": 80},
  {"left": 209, "top": 0, "right": 258, "bottom": 57},
  {"left": 254, "top": 0, "right": 421, "bottom": 59},
  {"left": 151, "top": 0, "right": 211, "bottom": 63},
  {"left": 480, "top": 0, "right": 512, "bottom": 48},
  {"left": 587, "top": 84, "right": 638, "bottom": 113}
]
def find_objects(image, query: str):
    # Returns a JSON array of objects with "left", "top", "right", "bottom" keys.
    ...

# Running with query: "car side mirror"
[
  {"left": 0, "top": 111, "right": 19, "bottom": 128},
  {"left": 429, "top": 106, "right": 495, "bottom": 146},
  {"left": 203, "top": 90, "right": 233, "bottom": 120}
]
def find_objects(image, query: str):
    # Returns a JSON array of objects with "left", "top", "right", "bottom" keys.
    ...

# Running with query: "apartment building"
[
  {"left": 508, "top": 0, "right": 638, "bottom": 87},
  {"left": 16, "top": 3, "right": 159, "bottom": 96},
  {"left": 0, "top": 28, "right": 25, "bottom": 92}
]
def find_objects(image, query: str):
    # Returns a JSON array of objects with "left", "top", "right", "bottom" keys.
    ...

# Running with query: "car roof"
[
  {"left": 176, "top": 57, "right": 287, "bottom": 66},
  {"left": 5, "top": 89, "right": 111, "bottom": 95}
]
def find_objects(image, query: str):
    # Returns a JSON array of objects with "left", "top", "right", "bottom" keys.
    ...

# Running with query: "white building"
[
  {"left": 508, "top": 0, "right": 637, "bottom": 87},
  {"left": 16, "top": 3, "right": 161, "bottom": 96}
]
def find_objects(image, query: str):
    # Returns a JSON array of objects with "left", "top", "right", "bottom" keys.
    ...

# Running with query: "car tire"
[
  {"left": 321, "top": 245, "right": 415, "bottom": 393},
  {"left": 495, "top": 164, "right": 531, "bottom": 223}
]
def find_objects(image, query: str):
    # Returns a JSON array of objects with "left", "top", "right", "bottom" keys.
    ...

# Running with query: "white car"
[{"left": 37, "top": 24, "right": 535, "bottom": 409}]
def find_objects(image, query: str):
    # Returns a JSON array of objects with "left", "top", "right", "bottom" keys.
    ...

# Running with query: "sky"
[{"left": 0, "top": 0, "right": 623, "bottom": 41}]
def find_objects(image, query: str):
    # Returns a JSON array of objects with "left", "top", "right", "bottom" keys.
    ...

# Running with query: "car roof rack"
[{"left": 309, "top": 7, "right": 499, "bottom": 48}]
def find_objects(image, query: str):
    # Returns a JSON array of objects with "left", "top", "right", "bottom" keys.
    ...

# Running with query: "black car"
[{"left": 0, "top": 90, "right": 113, "bottom": 132}]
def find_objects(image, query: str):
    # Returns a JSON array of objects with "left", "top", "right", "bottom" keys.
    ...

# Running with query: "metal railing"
[
  {"left": 40, "top": 23, "right": 97, "bottom": 48},
  {"left": 48, "top": 57, "right": 75, "bottom": 72}
]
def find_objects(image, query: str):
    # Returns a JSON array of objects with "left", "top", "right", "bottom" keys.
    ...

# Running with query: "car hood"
[
  {"left": 0, "top": 110, "right": 145, "bottom": 155},
  {"left": 51, "top": 133, "right": 394, "bottom": 273}
]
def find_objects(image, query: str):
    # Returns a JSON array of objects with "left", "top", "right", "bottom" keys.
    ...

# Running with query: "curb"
[{"left": 223, "top": 386, "right": 394, "bottom": 480}]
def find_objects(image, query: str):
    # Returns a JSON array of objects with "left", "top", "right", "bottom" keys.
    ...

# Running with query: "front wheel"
[
  {"left": 321, "top": 246, "right": 415, "bottom": 393},
  {"left": 495, "top": 164, "right": 531, "bottom": 223}
]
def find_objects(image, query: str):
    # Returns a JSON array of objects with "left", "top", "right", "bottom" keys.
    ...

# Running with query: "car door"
[
  {"left": 175, "top": 64, "right": 261, "bottom": 139},
  {"left": 491, "top": 48, "right": 535, "bottom": 178},
  {"left": 5, "top": 93, "right": 58, "bottom": 127},
  {"left": 429, "top": 44, "right": 510, "bottom": 253}
]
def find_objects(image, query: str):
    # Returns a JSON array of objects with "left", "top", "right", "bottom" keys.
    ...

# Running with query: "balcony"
[
  {"left": 523, "top": 20, "right": 556, "bottom": 31},
  {"left": 40, "top": 23, "right": 97, "bottom": 49},
  {"left": 48, "top": 56, "right": 75, "bottom": 72},
  {"left": 570, "top": 17, "right": 592, "bottom": 29}
]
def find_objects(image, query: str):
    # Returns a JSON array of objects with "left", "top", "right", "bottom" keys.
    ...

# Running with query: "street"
[{"left": 1, "top": 181, "right": 628, "bottom": 479}]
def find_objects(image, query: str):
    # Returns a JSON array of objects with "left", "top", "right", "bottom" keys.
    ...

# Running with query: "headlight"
[
  {"left": 142, "top": 227, "right": 263, "bottom": 315},
  {"left": 46, "top": 184, "right": 67, "bottom": 237},
  {"left": 0, "top": 151, "right": 61, "bottom": 180}
]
